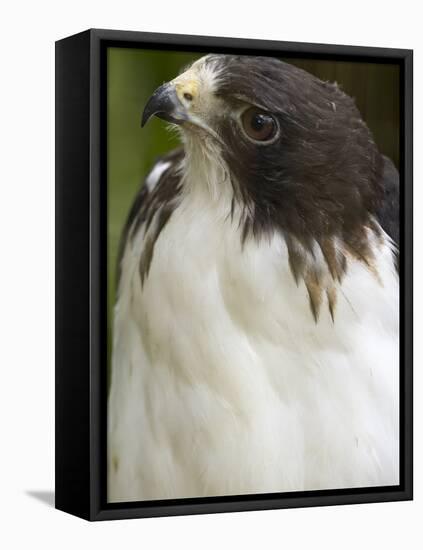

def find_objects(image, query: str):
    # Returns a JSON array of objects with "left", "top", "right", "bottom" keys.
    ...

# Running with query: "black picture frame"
[{"left": 55, "top": 28, "right": 413, "bottom": 521}]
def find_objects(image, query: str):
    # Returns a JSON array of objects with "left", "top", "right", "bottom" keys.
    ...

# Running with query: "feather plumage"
[{"left": 108, "top": 55, "right": 399, "bottom": 502}]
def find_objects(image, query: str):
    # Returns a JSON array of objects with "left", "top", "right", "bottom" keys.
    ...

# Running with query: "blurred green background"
[{"left": 107, "top": 47, "right": 400, "bottom": 368}]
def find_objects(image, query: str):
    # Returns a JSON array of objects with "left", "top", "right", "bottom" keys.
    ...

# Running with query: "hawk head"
[
  {"left": 142, "top": 55, "right": 383, "bottom": 243},
  {"left": 142, "top": 55, "right": 386, "bottom": 315}
]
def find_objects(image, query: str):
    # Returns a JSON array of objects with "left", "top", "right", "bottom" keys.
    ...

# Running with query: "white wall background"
[{"left": 0, "top": 1, "right": 420, "bottom": 547}]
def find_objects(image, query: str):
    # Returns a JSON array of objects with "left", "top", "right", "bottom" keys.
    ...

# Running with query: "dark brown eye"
[{"left": 241, "top": 107, "right": 278, "bottom": 142}]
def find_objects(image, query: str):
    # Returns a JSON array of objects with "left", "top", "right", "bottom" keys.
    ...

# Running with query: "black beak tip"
[
  {"left": 141, "top": 83, "right": 187, "bottom": 129},
  {"left": 140, "top": 110, "right": 149, "bottom": 128},
  {"left": 141, "top": 96, "right": 157, "bottom": 128}
]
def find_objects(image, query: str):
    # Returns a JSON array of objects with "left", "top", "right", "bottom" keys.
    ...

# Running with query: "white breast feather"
[
  {"left": 145, "top": 160, "right": 171, "bottom": 192},
  {"left": 108, "top": 149, "right": 399, "bottom": 502}
]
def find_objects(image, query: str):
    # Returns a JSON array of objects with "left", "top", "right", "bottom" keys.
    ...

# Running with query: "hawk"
[{"left": 108, "top": 55, "right": 399, "bottom": 502}]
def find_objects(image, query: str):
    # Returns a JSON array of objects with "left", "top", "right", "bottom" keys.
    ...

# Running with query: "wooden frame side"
[{"left": 55, "top": 30, "right": 92, "bottom": 520}]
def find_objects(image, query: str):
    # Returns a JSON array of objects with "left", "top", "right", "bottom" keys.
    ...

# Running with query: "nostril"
[{"left": 183, "top": 92, "right": 193, "bottom": 101}]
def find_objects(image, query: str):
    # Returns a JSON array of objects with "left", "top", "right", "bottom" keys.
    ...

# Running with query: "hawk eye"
[{"left": 241, "top": 107, "right": 278, "bottom": 143}]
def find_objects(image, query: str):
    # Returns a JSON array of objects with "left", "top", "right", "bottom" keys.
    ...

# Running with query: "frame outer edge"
[
  {"left": 402, "top": 49, "right": 413, "bottom": 500},
  {"left": 89, "top": 28, "right": 103, "bottom": 521},
  {"left": 55, "top": 30, "right": 92, "bottom": 520}
]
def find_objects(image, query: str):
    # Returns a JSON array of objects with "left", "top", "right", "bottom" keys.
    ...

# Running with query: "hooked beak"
[{"left": 141, "top": 82, "right": 189, "bottom": 127}]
